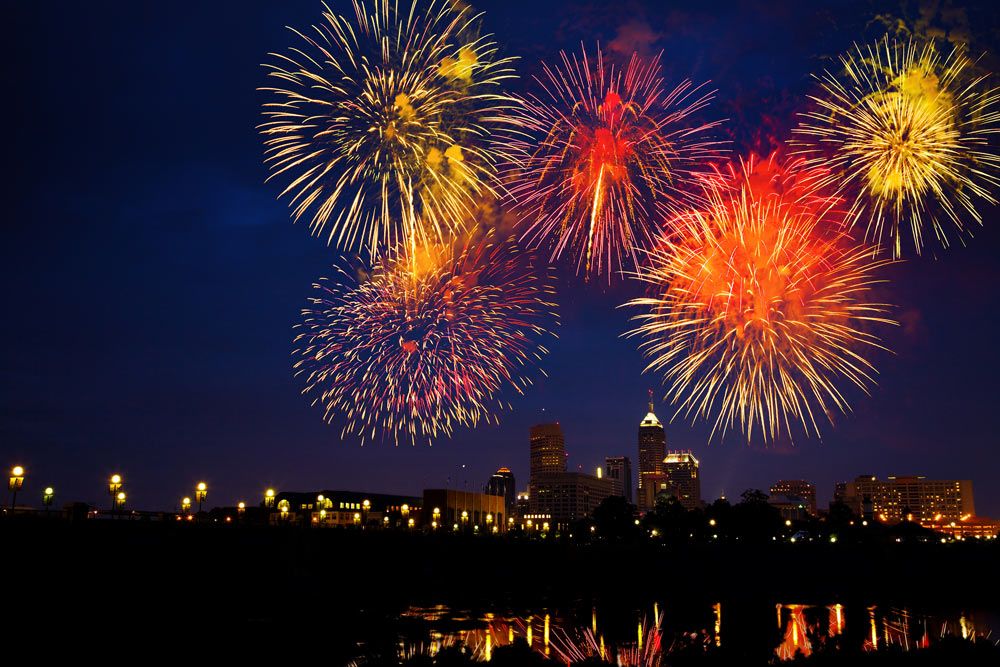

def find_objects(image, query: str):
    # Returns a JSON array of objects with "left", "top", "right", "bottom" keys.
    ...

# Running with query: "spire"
[
  {"left": 648, "top": 388, "right": 654, "bottom": 413},
  {"left": 640, "top": 389, "right": 661, "bottom": 427}
]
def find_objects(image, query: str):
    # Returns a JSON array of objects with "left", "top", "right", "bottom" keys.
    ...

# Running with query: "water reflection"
[{"left": 378, "top": 601, "right": 991, "bottom": 664}]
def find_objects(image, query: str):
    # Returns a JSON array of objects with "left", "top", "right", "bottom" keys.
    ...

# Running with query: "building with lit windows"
[
  {"left": 922, "top": 516, "right": 1000, "bottom": 539},
  {"left": 770, "top": 480, "right": 817, "bottom": 514},
  {"left": 485, "top": 467, "right": 516, "bottom": 518},
  {"left": 604, "top": 456, "right": 633, "bottom": 504},
  {"left": 661, "top": 451, "right": 701, "bottom": 510},
  {"left": 842, "top": 475, "right": 974, "bottom": 524},
  {"left": 637, "top": 394, "right": 666, "bottom": 510},
  {"left": 273, "top": 490, "right": 421, "bottom": 527},
  {"left": 530, "top": 423, "right": 567, "bottom": 479},
  {"left": 422, "top": 489, "right": 506, "bottom": 532},
  {"left": 528, "top": 472, "right": 613, "bottom": 531}
]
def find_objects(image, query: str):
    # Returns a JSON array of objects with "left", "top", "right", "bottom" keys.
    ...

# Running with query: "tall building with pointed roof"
[{"left": 637, "top": 390, "right": 666, "bottom": 511}]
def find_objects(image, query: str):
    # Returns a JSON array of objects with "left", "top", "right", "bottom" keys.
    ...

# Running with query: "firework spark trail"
[
  {"left": 293, "top": 231, "right": 558, "bottom": 445},
  {"left": 503, "top": 45, "right": 724, "bottom": 278},
  {"left": 794, "top": 35, "right": 1000, "bottom": 257},
  {"left": 260, "top": 0, "right": 518, "bottom": 259},
  {"left": 624, "top": 154, "right": 897, "bottom": 443}
]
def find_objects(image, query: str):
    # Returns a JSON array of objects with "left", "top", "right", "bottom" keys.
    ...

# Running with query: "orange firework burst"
[
  {"left": 293, "top": 230, "right": 558, "bottom": 445},
  {"left": 625, "top": 154, "right": 896, "bottom": 442},
  {"left": 260, "top": 0, "right": 517, "bottom": 259},
  {"left": 794, "top": 36, "right": 1000, "bottom": 257},
  {"left": 504, "top": 45, "right": 723, "bottom": 278}
]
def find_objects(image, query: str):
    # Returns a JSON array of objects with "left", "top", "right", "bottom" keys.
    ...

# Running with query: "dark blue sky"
[{"left": 3, "top": 0, "right": 1000, "bottom": 515}]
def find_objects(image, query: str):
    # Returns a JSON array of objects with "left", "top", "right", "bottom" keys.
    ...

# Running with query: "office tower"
[
  {"left": 843, "top": 475, "right": 975, "bottom": 523},
  {"left": 770, "top": 480, "right": 817, "bottom": 514},
  {"left": 485, "top": 467, "right": 517, "bottom": 518},
  {"left": 637, "top": 392, "right": 666, "bottom": 510},
  {"left": 530, "top": 423, "right": 567, "bottom": 480},
  {"left": 605, "top": 456, "right": 633, "bottom": 504},
  {"left": 662, "top": 451, "right": 701, "bottom": 510},
  {"left": 528, "top": 472, "right": 613, "bottom": 531}
]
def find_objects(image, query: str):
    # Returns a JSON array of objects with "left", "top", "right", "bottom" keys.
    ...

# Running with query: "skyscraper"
[
  {"left": 530, "top": 423, "right": 567, "bottom": 480},
  {"left": 662, "top": 451, "right": 701, "bottom": 510},
  {"left": 842, "top": 475, "right": 974, "bottom": 524},
  {"left": 637, "top": 392, "right": 665, "bottom": 510},
  {"left": 605, "top": 456, "right": 633, "bottom": 504},
  {"left": 485, "top": 467, "right": 516, "bottom": 519}
]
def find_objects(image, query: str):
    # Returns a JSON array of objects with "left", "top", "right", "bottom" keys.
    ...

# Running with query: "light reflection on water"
[{"left": 390, "top": 601, "right": 993, "bottom": 663}]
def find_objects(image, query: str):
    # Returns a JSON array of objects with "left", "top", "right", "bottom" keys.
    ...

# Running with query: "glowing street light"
[
  {"left": 181, "top": 497, "right": 192, "bottom": 515},
  {"left": 195, "top": 482, "right": 207, "bottom": 514},
  {"left": 237, "top": 501, "right": 246, "bottom": 518},
  {"left": 9, "top": 465, "right": 25, "bottom": 510},
  {"left": 108, "top": 473, "right": 123, "bottom": 518},
  {"left": 432, "top": 507, "right": 441, "bottom": 529},
  {"left": 362, "top": 498, "right": 371, "bottom": 527},
  {"left": 116, "top": 491, "right": 126, "bottom": 514},
  {"left": 43, "top": 486, "right": 55, "bottom": 512},
  {"left": 264, "top": 488, "right": 276, "bottom": 509}
]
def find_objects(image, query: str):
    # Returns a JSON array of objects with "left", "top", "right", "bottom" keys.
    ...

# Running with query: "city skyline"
[{"left": 3, "top": 0, "right": 1000, "bottom": 518}]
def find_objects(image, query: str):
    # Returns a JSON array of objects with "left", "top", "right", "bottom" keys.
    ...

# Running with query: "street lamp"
[
  {"left": 264, "top": 488, "right": 276, "bottom": 509},
  {"left": 461, "top": 510, "right": 469, "bottom": 529},
  {"left": 43, "top": 487, "right": 54, "bottom": 513},
  {"left": 278, "top": 499, "right": 290, "bottom": 522},
  {"left": 432, "top": 507, "right": 441, "bottom": 530},
  {"left": 362, "top": 499, "right": 370, "bottom": 527},
  {"left": 237, "top": 501, "right": 246, "bottom": 520},
  {"left": 181, "top": 496, "right": 192, "bottom": 516},
  {"left": 195, "top": 482, "right": 207, "bottom": 514},
  {"left": 108, "top": 473, "right": 123, "bottom": 518},
  {"left": 116, "top": 491, "right": 126, "bottom": 516},
  {"left": 9, "top": 466, "right": 25, "bottom": 511},
  {"left": 401, "top": 503, "right": 410, "bottom": 526}
]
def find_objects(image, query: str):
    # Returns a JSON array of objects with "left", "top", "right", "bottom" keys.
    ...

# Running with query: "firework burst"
[
  {"left": 260, "top": 0, "right": 517, "bottom": 258},
  {"left": 293, "top": 231, "right": 558, "bottom": 445},
  {"left": 503, "top": 45, "right": 723, "bottom": 278},
  {"left": 794, "top": 36, "right": 1000, "bottom": 257},
  {"left": 625, "top": 154, "right": 896, "bottom": 442}
]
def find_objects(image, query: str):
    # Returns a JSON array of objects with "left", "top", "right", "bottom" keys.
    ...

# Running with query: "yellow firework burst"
[
  {"left": 260, "top": 0, "right": 517, "bottom": 258},
  {"left": 624, "top": 154, "right": 896, "bottom": 442},
  {"left": 794, "top": 36, "right": 1000, "bottom": 257}
]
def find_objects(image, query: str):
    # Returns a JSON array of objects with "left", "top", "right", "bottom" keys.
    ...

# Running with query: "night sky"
[{"left": 3, "top": 0, "right": 1000, "bottom": 516}]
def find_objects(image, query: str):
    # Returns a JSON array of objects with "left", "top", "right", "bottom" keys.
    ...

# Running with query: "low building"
[
  {"left": 770, "top": 480, "right": 816, "bottom": 514},
  {"left": 922, "top": 516, "right": 1000, "bottom": 540},
  {"left": 422, "top": 489, "right": 507, "bottom": 533},
  {"left": 273, "top": 490, "right": 421, "bottom": 528}
]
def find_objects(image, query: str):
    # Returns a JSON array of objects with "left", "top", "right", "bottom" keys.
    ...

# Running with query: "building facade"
[
  {"left": 637, "top": 395, "right": 666, "bottom": 510},
  {"left": 485, "top": 467, "right": 516, "bottom": 519},
  {"left": 530, "top": 423, "right": 567, "bottom": 479},
  {"left": 662, "top": 451, "right": 702, "bottom": 510},
  {"left": 843, "top": 475, "right": 975, "bottom": 524},
  {"left": 529, "top": 472, "right": 613, "bottom": 531},
  {"left": 604, "top": 456, "right": 633, "bottom": 504},
  {"left": 273, "top": 490, "right": 421, "bottom": 527},
  {"left": 422, "top": 489, "right": 507, "bottom": 532},
  {"left": 770, "top": 480, "right": 817, "bottom": 514}
]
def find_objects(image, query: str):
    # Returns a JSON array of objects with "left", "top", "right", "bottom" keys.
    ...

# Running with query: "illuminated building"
[
  {"left": 660, "top": 451, "right": 701, "bottom": 510},
  {"left": 636, "top": 392, "right": 666, "bottom": 510},
  {"left": 922, "top": 516, "right": 1000, "bottom": 539},
  {"left": 529, "top": 472, "right": 613, "bottom": 531},
  {"left": 604, "top": 456, "right": 633, "bottom": 504},
  {"left": 515, "top": 491, "right": 530, "bottom": 520},
  {"left": 530, "top": 423, "right": 567, "bottom": 479},
  {"left": 273, "top": 490, "right": 420, "bottom": 527},
  {"left": 485, "top": 467, "right": 516, "bottom": 519},
  {"left": 842, "top": 475, "right": 974, "bottom": 524},
  {"left": 422, "top": 489, "right": 506, "bottom": 531},
  {"left": 769, "top": 480, "right": 817, "bottom": 514}
]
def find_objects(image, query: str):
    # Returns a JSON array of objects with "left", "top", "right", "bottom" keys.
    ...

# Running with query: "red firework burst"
[{"left": 503, "top": 45, "right": 724, "bottom": 278}]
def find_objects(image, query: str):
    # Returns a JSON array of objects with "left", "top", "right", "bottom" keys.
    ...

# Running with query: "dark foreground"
[{"left": 1, "top": 519, "right": 997, "bottom": 664}]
